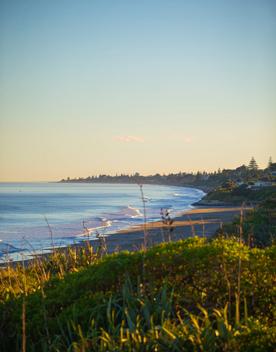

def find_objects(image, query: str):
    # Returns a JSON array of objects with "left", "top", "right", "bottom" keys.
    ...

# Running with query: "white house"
[{"left": 252, "top": 180, "right": 272, "bottom": 188}]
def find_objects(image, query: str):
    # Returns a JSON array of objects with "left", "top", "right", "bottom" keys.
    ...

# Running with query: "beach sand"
[
  {"left": 94, "top": 206, "right": 250, "bottom": 253},
  {"left": 2, "top": 206, "right": 250, "bottom": 266}
]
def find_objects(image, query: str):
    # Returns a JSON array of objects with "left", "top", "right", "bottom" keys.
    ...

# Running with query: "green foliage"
[
  {"left": 61, "top": 162, "right": 273, "bottom": 192},
  {"left": 0, "top": 237, "right": 275, "bottom": 351},
  {"left": 215, "top": 196, "right": 276, "bottom": 247},
  {"left": 248, "top": 157, "right": 259, "bottom": 171},
  {"left": 220, "top": 179, "right": 237, "bottom": 191},
  {"left": 203, "top": 186, "right": 276, "bottom": 205}
]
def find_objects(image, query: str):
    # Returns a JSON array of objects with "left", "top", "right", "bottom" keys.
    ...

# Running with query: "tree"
[
  {"left": 268, "top": 156, "right": 273, "bottom": 169},
  {"left": 221, "top": 179, "right": 237, "bottom": 191},
  {"left": 269, "top": 162, "right": 276, "bottom": 171},
  {"left": 248, "top": 157, "right": 258, "bottom": 170}
]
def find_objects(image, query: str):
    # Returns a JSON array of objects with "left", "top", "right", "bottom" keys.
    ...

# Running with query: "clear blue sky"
[{"left": 0, "top": 0, "right": 275, "bottom": 181}]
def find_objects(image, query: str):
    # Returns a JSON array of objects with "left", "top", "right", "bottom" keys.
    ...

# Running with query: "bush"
[{"left": 0, "top": 237, "right": 275, "bottom": 351}]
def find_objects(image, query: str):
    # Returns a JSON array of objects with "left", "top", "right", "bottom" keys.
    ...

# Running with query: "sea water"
[{"left": 0, "top": 182, "right": 205, "bottom": 261}]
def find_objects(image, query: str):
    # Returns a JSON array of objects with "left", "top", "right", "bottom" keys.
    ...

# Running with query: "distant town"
[{"left": 60, "top": 157, "right": 276, "bottom": 193}]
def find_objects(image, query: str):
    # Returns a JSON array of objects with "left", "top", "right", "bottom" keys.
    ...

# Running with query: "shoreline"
[
  {"left": 94, "top": 205, "right": 250, "bottom": 253},
  {"left": 0, "top": 179, "right": 250, "bottom": 265},
  {"left": 1, "top": 205, "right": 250, "bottom": 266},
  {"left": 117, "top": 206, "right": 250, "bottom": 234},
  {"left": 0, "top": 183, "right": 205, "bottom": 260}
]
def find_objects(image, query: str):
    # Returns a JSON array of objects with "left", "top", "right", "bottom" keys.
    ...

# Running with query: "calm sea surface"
[{"left": 0, "top": 182, "right": 204, "bottom": 261}]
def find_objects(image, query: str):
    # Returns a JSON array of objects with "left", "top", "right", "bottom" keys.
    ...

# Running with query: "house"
[{"left": 251, "top": 180, "right": 272, "bottom": 189}]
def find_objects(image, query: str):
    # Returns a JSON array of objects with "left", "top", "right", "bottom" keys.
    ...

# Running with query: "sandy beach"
[
  {"left": 1, "top": 206, "right": 249, "bottom": 266},
  {"left": 93, "top": 206, "right": 250, "bottom": 253}
]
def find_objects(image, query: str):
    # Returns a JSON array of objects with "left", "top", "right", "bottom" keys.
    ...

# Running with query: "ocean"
[{"left": 0, "top": 182, "right": 205, "bottom": 261}]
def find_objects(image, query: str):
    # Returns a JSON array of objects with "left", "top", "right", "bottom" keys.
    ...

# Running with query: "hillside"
[
  {"left": 196, "top": 186, "right": 276, "bottom": 206},
  {"left": 0, "top": 237, "right": 275, "bottom": 351}
]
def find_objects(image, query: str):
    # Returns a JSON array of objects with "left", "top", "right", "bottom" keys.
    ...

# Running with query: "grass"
[
  {"left": 215, "top": 196, "right": 276, "bottom": 247},
  {"left": 201, "top": 186, "right": 276, "bottom": 205},
  {"left": 1, "top": 185, "right": 275, "bottom": 351},
  {"left": 0, "top": 236, "right": 275, "bottom": 351}
]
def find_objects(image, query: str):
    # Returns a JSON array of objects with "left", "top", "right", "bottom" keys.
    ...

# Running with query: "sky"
[{"left": 0, "top": 0, "right": 275, "bottom": 181}]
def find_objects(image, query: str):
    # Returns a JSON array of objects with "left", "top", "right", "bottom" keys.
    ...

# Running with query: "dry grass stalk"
[
  {"left": 138, "top": 184, "right": 148, "bottom": 248},
  {"left": 236, "top": 202, "right": 245, "bottom": 326},
  {"left": 188, "top": 215, "right": 196, "bottom": 237}
]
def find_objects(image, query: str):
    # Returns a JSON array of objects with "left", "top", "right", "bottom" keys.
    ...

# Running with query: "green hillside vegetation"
[
  {"left": 0, "top": 237, "right": 275, "bottom": 351},
  {"left": 199, "top": 185, "right": 276, "bottom": 206},
  {"left": 215, "top": 196, "right": 276, "bottom": 247},
  {"left": 1, "top": 159, "right": 275, "bottom": 351},
  {"left": 196, "top": 161, "right": 276, "bottom": 204},
  {"left": 60, "top": 160, "right": 275, "bottom": 193}
]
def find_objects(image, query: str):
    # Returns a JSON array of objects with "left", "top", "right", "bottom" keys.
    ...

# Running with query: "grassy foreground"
[{"left": 0, "top": 237, "right": 275, "bottom": 351}]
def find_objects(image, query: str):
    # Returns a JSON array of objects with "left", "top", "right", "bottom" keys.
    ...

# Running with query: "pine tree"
[
  {"left": 268, "top": 156, "right": 273, "bottom": 169},
  {"left": 248, "top": 157, "right": 258, "bottom": 170}
]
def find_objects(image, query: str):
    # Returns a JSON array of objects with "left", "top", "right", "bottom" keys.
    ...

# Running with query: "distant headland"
[{"left": 60, "top": 159, "right": 276, "bottom": 194}]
